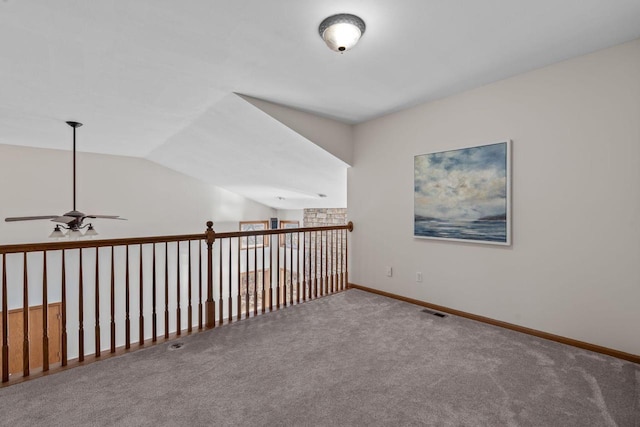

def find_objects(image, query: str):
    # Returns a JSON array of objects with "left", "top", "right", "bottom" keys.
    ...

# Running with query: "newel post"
[
  {"left": 205, "top": 221, "right": 216, "bottom": 329},
  {"left": 346, "top": 221, "right": 353, "bottom": 289}
]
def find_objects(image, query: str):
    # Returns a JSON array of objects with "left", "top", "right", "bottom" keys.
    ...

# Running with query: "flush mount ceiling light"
[{"left": 319, "top": 13, "right": 366, "bottom": 53}]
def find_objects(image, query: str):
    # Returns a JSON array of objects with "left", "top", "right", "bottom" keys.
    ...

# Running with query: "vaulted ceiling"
[{"left": 1, "top": 1, "right": 639, "bottom": 209}]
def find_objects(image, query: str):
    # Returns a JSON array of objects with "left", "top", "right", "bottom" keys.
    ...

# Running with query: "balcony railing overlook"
[{"left": 0, "top": 221, "right": 353, "bottom": 385}]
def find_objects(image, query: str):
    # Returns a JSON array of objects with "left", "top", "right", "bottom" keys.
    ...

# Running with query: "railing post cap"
[{"left": 206, "top": 221, "right": 214, "bottom": 229}]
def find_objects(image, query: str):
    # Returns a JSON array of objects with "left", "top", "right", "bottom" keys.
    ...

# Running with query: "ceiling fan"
[{"left": 4, "top": 121, "right": 126, "bottom": 237}]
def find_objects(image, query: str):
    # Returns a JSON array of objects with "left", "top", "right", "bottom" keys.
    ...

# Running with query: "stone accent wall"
[{"left": 303, "top": 208, "right": 347, "bottom": 227}]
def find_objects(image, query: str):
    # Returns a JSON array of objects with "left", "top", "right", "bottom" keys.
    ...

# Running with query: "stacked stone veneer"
[{"left": 303, "top": 208, "right": 347, "bottom": 227}]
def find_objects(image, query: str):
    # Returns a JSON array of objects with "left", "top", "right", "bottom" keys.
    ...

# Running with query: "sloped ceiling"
[
  {"left": 147, "top": 93, "right": 347, "bottom": 210},
  {"left": 1, "top": 1, "right": 639, "bottom": 209}
]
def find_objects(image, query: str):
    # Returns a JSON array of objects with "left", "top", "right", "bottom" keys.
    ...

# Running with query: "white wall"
[
  {"left": 0, "top": 145, "right": 276, "bottom": 359},
  {"left": 348, "top": 39, "right": 640, "bottom": 355},
  {"left": 276, "top": 209, "right": 304, "bottom": 224},
  {"left": 0, "top": 144, "right": 275, "bottom": 244}
]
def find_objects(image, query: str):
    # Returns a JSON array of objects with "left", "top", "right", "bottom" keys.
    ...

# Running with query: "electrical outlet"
[
  {"left": 416, "top": 272, "right": 423, "bottom": 282},
  {"left": 385, "top": 266, "right": 393, "bottom": 277}
]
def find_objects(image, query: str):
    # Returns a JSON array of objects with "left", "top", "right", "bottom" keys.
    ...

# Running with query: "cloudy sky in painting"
[{"left": 414, "top": 142, "right": 507, "bottom": 220}]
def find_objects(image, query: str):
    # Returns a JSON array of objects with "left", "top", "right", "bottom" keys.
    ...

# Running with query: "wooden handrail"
[
  {"left": 1, "top": 220, "right": 353, "bottom": 385},
  {"left": 214, "top": 222, "right": 353, "bottom": 240},
  {"left": 0, "top": 222, "right": 353, "bottom": 254},
  {"left": 0, "top": 234, "right": 205, "bottom": 254}
]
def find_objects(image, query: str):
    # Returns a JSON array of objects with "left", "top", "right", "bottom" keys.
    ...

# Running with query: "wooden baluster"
[
  {"left": 271, "top": 232, "right": 282, "bottom": 310},
  {"left": 314, "top": 231, "right": 317, "bottom": 298},
  {"left": 176, "top": 242, "right": 181, "bottom": 336},
  {"left": 321, "top": 230, "right": 326, "bottom": 297},
  {"left": 152, "top": 243, "right": 157, "bottom": 342},
  {"left": 328, "top": 230, "right": 332, "bottom": 294},
  {"left": 2, "top": 254, "right": 8, "bottom": 382},
  {"left": 245, "top": 234, "right": 249, "bottom": 317},
  {"left": 343, "top": 229, "right": 347, "bottom": 290},
  {"left": 308, "top": 233, "right": 312, "bottom": 299},
  {"left": 23, "top": 253, "right": 30, "bottom": 376},
  {"left": 269, "top": 235, "right": 273, "bottom": 311},
  {"left": 339, "top": 230, "right": 343, "bottom": 290},
  {"left": 318, "top": 230, "right": 322, "bottom": 297},
  {"left": 328, "top": 230, "right": 332, "bottom": 293},
  {"left": 139, "top": 244, "right": 144, "bottom": 346},
  {"left": 336, "top": 230, "right": 340, "bottom": 291},
  {"left": 297, "top": 232, "right": 301, "bottom": 304},
  {"left": 228, "top": 239, "right": 232, "bottom": 323},
  {"left": 125, "top": 246, "right": 130, "bottom": 350},
  {"left": 110, "top": 246, "right": 116, "bottom": 353},
  {"left": 338, "top": 229, "right": 342, "bottom": 291},
  {"left": 218, "top": 240, "right": 224, "bottom": 325},
  {"left": 329, "top": 230, "right": 334, "bottom": 293},
  {"left": 253, "top": 237, "right": 258, "bottom": 317},
  {"left": 310, "top": 231, "right": 314, "bottom": 299},
  {"left": 331, "top": 230, "right": 335, "bottom": 293},
  {"left": 313, "top": 231, "right": 318, "bottom": 299},
  {"left": 326, "top": 230, "right": 330, "bottom": 295},
  {"left": 338, "top": 229, "right": 341, "bottom": 290},
  {"left": 188, "top": 241, "right": 193, "bottom": 333},
  {"left": 346, "top": 222, "right": 352, "bottom": 287},
  {"left": 283, "top": 232, "right": 287, "bottom": 308},
  {"left": 338, "top": 230, "right": 341, "bottom": 291},
  {"left": 164, "top": 243, "right": 169, "bottom": 339},
  {"left": 42, "top": 251, "right": 49, "bottom": 370},
  {"left": 61, "top": 250, "right": 68, "bottom": 366},
  {"left": 323, "top": 230, "right": 327, "bottom": 296},
  {"left": 79, "top": 249, "right": 85, "bottom": 361},
  {"left": 261, "top": 240, "right": 266, "bottom": 314},
  {"left": 327, "top": 230, "right": 331, "bottom": 294},
  {"left": 290, "top": 230, "right": 294, "bottom": 304},
  {"left": 219, "top": 239, "right": 223, "bottom": 325},
  {"left": 198, "top": 241, "right": 203, "bottom": 330},
  {"left": 237, "top": 236, "right": 241, "bottom": 320},
  {"left": 320, "top": 231, "right": 323, "bottom": 296},
  {"left": 298, "top": 231, "right": 307, "bottom": 302},
  {"left": 302, "top": 232, "right": 306, "bottom": 302},
  {"left": 94, "top": 248, "right": 100, "bottom": 358}
]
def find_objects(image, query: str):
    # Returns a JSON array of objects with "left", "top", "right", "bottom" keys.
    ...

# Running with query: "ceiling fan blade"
[
  {"left": 51, "top": 216, "right": 76, "bottom": 224},
  {"left": 86, "top": 215, "right": 127, "bottom": 220},
  {"left": 5, "top": 215, "right": 59, "bottom": 222}
]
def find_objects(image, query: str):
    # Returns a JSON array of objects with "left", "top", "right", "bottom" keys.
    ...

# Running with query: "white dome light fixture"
[{"left": 319, "top": 13, "right": 366, "bottom": 53}]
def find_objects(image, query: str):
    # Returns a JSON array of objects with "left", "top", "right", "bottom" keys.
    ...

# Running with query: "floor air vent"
[{"left": 421, "top": 308, "right": 448, "bottom": 318}]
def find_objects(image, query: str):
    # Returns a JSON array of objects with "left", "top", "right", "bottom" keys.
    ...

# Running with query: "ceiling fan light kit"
[
  {"left": 319, "top": 13, "right": 365, "bottom": 53},
  {"left": 4, "top": 121, "right": 126, "bottom": 239}
]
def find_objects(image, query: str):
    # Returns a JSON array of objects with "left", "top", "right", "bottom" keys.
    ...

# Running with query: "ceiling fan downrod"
[{"left": 66, "top": 121, "right": 82, "bottom": 212}]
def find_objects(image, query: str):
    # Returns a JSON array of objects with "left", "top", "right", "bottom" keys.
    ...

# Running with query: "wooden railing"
[{"left": 0, "top": 221, "right": 353, "bottom": 384}]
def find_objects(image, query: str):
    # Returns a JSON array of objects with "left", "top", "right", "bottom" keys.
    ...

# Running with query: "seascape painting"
[{"left": 414, "top": 141, "right": 511, "bottom": 245}]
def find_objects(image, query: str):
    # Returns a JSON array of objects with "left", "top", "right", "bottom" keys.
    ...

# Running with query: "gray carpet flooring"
[{"left": 0, "top": 289, "right": 638, "bottom": 427}]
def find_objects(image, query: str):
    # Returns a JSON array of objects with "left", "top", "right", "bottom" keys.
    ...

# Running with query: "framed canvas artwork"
[
  {"left": 239, "top": 220, "right": 269, "bottom": 248},
  {"left": 414, "top": 140, "right": 511, "bottom": 245}
]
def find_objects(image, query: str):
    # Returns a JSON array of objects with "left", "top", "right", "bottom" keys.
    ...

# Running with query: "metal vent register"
[{"left": 421, "top": 308, "right": 448, "bottom": 318}]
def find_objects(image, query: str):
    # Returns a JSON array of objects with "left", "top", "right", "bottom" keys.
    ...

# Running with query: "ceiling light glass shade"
[
  {"left": 67, "top": 229, "right": 82, "bottom": 240},
  {"left": 319, "top": 14, "right": 366, "bottom": 52},
  {"left": 49, "top": 225, "right": 65, "bottom": 239},
  {"left": 84, "top": 224, "right": 98, "bottom": 237}
]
